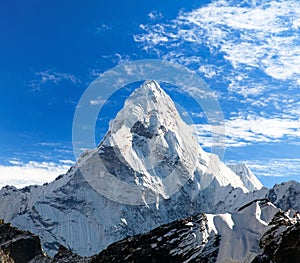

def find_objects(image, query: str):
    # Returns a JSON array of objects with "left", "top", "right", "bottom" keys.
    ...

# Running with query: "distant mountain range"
[{"left": 0, "top": 81, "right": 299, "bottom": 262}]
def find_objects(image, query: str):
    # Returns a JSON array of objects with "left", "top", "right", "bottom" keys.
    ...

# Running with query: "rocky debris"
[
  {"left": 50, "top": 246, "right": 90, "bottom": 263},
  {"left": 0, "top": 248, "right": 15, "bottom": 263}
]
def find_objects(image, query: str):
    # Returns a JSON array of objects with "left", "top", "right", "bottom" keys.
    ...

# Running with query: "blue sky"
[{"left": 0, "top": 0, "right": 299, "bottom": 188}]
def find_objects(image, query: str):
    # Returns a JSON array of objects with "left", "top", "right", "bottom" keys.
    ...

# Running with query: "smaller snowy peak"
[
  {"left": 210, "top": 200, "right": 278, "bottom": 262},
  {"left": 227, "top": 163, "right": 263, "bottom": 191},
  {"left": 267, "top": 180, "right": 300, "bottom": 211}
]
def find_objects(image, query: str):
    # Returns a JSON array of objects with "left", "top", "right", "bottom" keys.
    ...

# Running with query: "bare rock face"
[{"left": 0, "top": 221, "right": 46, "bottom": 263}]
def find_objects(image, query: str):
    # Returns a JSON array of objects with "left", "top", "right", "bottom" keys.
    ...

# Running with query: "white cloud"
[
  {"left": 29, "top": 69, "right": 80, "bottom": 91},
  {"left": 227, "top": 77, "right": 269, "bottom": 97},
  {"left": 59, "top": 159, "right": 74, "bottom": 165},
  {"left": 193, "top": 114, "right": 300, "bottom": 147},
  {"left": 0, "top": 160, "right": 72, "bottom": 189},
  {"left": 198, "top": 64, "right": 218, "bottom": 78}
]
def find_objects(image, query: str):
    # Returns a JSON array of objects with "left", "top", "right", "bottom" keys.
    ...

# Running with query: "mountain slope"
[{"left": 0, "top": 80, "right": 263, "bottom": 256}]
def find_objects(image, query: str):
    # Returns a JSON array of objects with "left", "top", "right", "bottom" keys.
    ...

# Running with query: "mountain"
[
  {"left": 266, "top": 180, "right": 300, "bottom": 211},
  {"left": 0, "top": 80, "right": 273, "bottom": 257}
]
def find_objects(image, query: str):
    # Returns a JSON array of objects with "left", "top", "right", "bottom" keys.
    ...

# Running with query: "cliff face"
[{"left": 92, "top": 214, "right": 220, "bottom": 263}]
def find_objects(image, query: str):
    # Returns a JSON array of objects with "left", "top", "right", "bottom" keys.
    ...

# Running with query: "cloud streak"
[
  {"left": 29, "top": 69, "right": 80, "bottom": 91},
  {"left": 194, "top": 115, "right": 300, "bottom": 147}
]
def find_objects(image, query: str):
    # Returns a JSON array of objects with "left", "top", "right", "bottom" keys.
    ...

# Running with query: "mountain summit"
[{"left": 0, "top": 80, "right": 263, "bottom": 256}]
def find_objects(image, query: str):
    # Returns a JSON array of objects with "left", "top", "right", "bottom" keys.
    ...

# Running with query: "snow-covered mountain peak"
[
  {"left": 227, "top": 163, "right": 263, "bottom": 191},
  {"left": 103, "top": 79, "right": 191, "bottom": 146},
  {"left": 126, "top": 80, "right": 168, "bottom": 103}
]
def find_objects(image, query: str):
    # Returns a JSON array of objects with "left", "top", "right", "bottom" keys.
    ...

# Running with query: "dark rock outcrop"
[
  {"left": 0, "top": 221, "right": 45, "bottom": 263},
  {"left": 252, "top": 212, "right": 300, "bottom": 263}
]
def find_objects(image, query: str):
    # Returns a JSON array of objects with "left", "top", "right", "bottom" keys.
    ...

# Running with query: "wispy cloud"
[
  {"left": 29, "top": 69, "right": 80, "bottom": 91},
  {"left": 89, "top": 96, "right": 107, "bottom": 106},
  {"left": 88, "top": 53, "right": 134, "bottom": 79},
  {"left": 0, "top": 159, "right": 73, "bottom": 189},
  {"left": 248, "top": 159, "right": 300, "bottom": 178},
  {"left": 147, "top": 10, "right": 163, "bottom": 20},
  {"left": 96, "top": 23, "right": 111, "bottom": 32},
  {"left": 134, "top": 0, "right": 300, "bottom": 152},
  {"left": 225, "top": 158, "right": 300, "bottom": 187},
  {"left": 193, "top": 114, "right": 300, "bottom": 148},
  {"left": 135, "top": 0, "right": 300, "bottom": 82}
]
